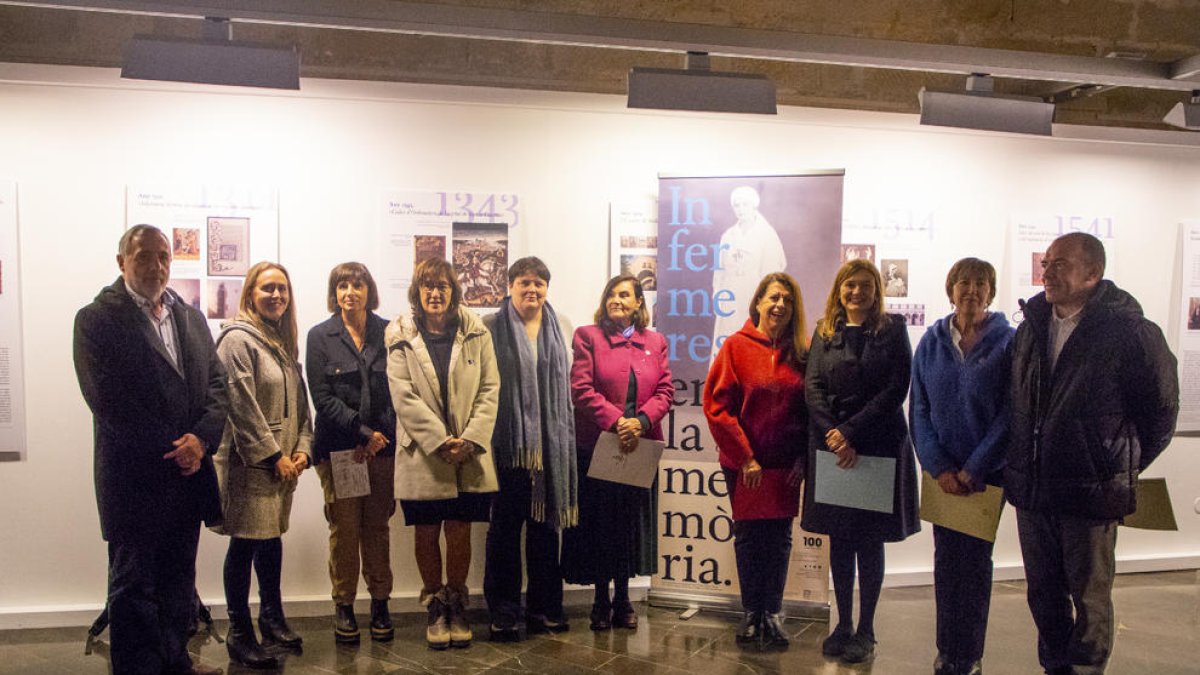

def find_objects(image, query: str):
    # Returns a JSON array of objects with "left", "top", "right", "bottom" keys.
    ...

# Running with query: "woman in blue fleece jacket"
[{"left": 910, "top": 257, "right": 1014, "bottom": 675}]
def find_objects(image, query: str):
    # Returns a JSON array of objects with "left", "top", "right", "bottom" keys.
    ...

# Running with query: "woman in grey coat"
[{"left": 213, "top": 261, "right": 313, "bottom": 669}]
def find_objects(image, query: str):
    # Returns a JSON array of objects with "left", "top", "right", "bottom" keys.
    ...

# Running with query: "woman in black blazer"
[{"left": 306, "top": 262, "right": 397, "bottom": 644}]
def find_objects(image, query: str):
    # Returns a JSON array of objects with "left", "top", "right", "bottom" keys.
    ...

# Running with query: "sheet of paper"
[
  {"left": 813, "top": 451, "right": 895, "bottom": 514},
  {"left": 1122, "top": 478, "right": 1178, "bottom": 531},
  {"left": 330, "top": 449, "right": 371, "bottom": 500},
  {"left": 587, "top": 431, "right": 665, "bottom": 489},
  {"left": 918, "top": 471, "right": 1005, "bottom": 542}
]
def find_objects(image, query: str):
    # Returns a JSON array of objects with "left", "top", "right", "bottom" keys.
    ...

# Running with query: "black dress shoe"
[
  {"left": 840, "top": 632, "right": 875, "bottom": 663},
  {"left": 735, "top": 611, "right": 762, "bottom": 644},
  {"left": 589, "top": 603, "right": 612, "bottom": 631},
  {"left": 527, "top": 613, "right": 570, "bottom": 634},
  {"left": 369, "top": 598, "right": 394, "bottom": 642},
  {"left": 489, "top": 621, "right": 520, "bottom": 642},
  {"left": 334, "top": 603, "right": 360, "bottom": 644},
  {"left": 175, "top": 663, "right": 224, "bottom": 675},
  {"left": 958, "top": 660, "right": 983, "bottom": 675},
  {"left": 821, "top": 624, "right": 852, "bottom": 656},
  {"left": 761, "top": 613, "right": 789, "bottom": 648},
  {"left": 934, "top": 653, "right": 953, "bottom": 675},
  {"left": 611, "top": 601, "right": 638, "bottom": 629}
]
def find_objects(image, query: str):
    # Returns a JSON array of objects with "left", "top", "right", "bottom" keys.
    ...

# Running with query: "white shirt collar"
[{"left": 124, "top": 281, "right": 174, "bottom": 311}]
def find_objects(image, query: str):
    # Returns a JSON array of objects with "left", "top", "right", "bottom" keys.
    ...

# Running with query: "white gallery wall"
[{"left": 0, "top": 63, "right": 1197, "bottom": 627}]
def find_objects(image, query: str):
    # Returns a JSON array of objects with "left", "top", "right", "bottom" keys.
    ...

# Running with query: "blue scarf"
[{"left": 491, "top": 298, "right": 578, "bottom": 529}]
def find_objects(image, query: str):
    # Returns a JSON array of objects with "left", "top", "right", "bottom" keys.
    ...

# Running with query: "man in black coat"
[
  {"left": 74, "top": 225, "right": 228, "bottom": 675},
  {"left": 1007, "top": 232, "right": 1178, "bottom": 674}
]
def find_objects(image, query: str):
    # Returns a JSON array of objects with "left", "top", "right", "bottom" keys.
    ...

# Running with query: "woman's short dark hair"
[
  {"left": 507, "top": 256, "right": 551, "bottom": 284},
  {"left": 593, "top": 274, "right": 650, "bottom": 333},
  {"left": 407, "top": 257, "right": 462, "bottom": 323},
  {"left": 326, "top": 262, "right": 380, "bottom": 313},
  {"left": 944, "top": 257, "right": 997, "bottom": 305}
]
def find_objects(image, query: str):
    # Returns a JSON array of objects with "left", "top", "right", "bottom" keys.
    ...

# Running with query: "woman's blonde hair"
[
  {"left": 237, "top": 261, "right": 299, "bottom": 363},
  {"left": 816, "top": 258, "right": 889, "bottom": 340},
  {"left": 748, "top": 272, "right": 808, "bottom": 369}
]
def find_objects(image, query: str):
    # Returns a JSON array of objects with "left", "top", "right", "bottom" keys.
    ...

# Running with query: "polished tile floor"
[{"left": 1, "top": 570, "right": 1196, "bottom": 674}]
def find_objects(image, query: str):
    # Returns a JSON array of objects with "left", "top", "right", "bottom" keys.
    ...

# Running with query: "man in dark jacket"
[
  {"left": 1007, "top": 232, "right": 1178, "bottom": 674},
  {"left": 74, "top": 225, "right": 228, "bottom": 675}
]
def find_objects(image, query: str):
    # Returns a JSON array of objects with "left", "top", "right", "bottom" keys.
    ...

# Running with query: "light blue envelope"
[{"left": 814, "top": 451, "right": 896, "bottom": 514}]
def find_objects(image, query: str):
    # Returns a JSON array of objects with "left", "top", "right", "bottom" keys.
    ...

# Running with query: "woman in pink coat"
[{"left": 561, "top": 274, "right": 674, "bottom": 631}]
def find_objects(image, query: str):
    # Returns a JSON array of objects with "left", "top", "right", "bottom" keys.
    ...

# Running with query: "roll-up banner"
[{"left": 651, "top": 172, "right": 844, "bottom": 617}]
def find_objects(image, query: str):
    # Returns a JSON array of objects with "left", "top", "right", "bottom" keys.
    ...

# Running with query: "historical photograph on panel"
[
  {"left": 620, "top": 253, "right": 658, "bottom": 291},
  {"left": 168, "top": 278, "right": 201, "bottom": 313},
  {"left": 172, "top": 227, "right": 200, "bottom": 261},
  {"left": 841, "top": 243, "right": 875, "bottom": 264},
  {"left": 207, "top": 216, "right": 250, "bottom": 277},
  {"left": 620, "top": 234, "right": 657, "bottom": 249},
  {"left": 1031, "top": 251, "right": 1046, "bottom": 285},
  {"left": 888, "top": 301, "right": 926, "bottom": 327},
  {"left": 882, "top": 258, "right": 909, "bottom": 297},
  {"left": 1188, "top": 297, "right": 1200, "bottom": 330},
  {"left": 206, "top": 278, "right": 243, "bottom": 320},
  {"left": 414, "top": 234, "right": 446, "bottom": 266},
  {"left": 452, "top": 222, "right": 508, "bottom": 308}
]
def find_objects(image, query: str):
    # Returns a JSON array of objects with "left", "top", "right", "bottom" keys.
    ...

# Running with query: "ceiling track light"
[
  {"left": 627, "top": 51, "right": 777, "bottom": 115},
  {"left": 121, "top": 15, "right": 301, "bottom": 90},
  {"left": 1164, "top": 90, "right": 1200, "bottom": 131},
  {"left": 918, "top": 74, "right": 1056, "bottom": 136}
]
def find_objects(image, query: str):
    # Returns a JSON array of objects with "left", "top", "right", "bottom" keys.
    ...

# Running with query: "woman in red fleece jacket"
[{"left": 703, "top": 272, "right": 808, "bottom": 649}]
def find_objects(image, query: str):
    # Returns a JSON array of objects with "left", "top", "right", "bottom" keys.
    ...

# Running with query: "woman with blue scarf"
[{"left": 483, "top": 257, "right": 578, "bottom": 641}]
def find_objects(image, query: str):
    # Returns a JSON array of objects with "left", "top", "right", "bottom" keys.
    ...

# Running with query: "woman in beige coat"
[
  {"left": 387, "top": 257, "right": 499, "bottom": 650},
  {"left": 213, "top": 261, "right": 313, "bottom": 669}
]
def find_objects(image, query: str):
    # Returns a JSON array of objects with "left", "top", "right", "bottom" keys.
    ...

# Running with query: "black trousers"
[
  {"left": 107, "top": 524, "right": 200, "bottom": 675},
  {"left": 933, "top": 524, "right": 996, "bottom": 662},
  {"left": 732, "top": 518, "right": 793, "bottom": 614},
  {"left": 484, "top": 468, "right": 564, "bottom": 622},
  {"left": 1016, "top": 509, "right": 1117, "bottom": 674}
]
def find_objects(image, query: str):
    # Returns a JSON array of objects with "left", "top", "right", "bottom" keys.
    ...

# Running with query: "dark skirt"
[
  {"left": 400, "top": 492, "right": 493, "bottom": 526},
  {"left": 800, "top": 437, "right": 921, "bottom": 543},
  {"left": 561, "top": 454, "right": 657, "bottom": 584}
]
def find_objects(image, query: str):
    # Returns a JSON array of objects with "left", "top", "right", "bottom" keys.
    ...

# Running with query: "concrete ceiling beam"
[{"left": 3, "top": 0, "right": 1198, "bottom": 92}]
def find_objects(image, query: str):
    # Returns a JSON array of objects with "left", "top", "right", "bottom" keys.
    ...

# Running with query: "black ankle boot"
[
  {"left": 258, "top": 603, "right": 302, "bottom": 648},
  {"left": 226, "top": 610, "right": 279, "bottom": 669},
  {"left": 370, "top": 598, "right": 394, "bottom": 641},
  {"left": 761, "top": 612, "right": 789, "bottom": 648},
  {"left": 334, "top": 603, "right": 360, "bottom": 644},
  {"left": 735, "top": 611, "right": 762, "bottom": 644}
]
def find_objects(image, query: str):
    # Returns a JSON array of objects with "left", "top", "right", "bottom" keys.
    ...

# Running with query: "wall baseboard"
[
  {"left": 0, "top": 584, "right": 648, "bottom": 631},
  {"left": 2, "top": 557, "right": 1195, "bottom": 630}
]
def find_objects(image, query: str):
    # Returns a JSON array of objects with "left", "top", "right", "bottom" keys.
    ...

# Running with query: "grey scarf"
[{"left": 491, "top": 298, "right": 577, "bottom": 529}]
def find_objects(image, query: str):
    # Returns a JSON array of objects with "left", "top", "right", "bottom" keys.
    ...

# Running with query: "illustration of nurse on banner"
[{"left": 711, "top": 186, "right": 787, "bottom": 355}]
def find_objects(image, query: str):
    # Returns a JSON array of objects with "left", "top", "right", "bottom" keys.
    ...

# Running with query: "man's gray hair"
[{"left": 119, "top": 224, "right": 169, "bottom": 256}]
